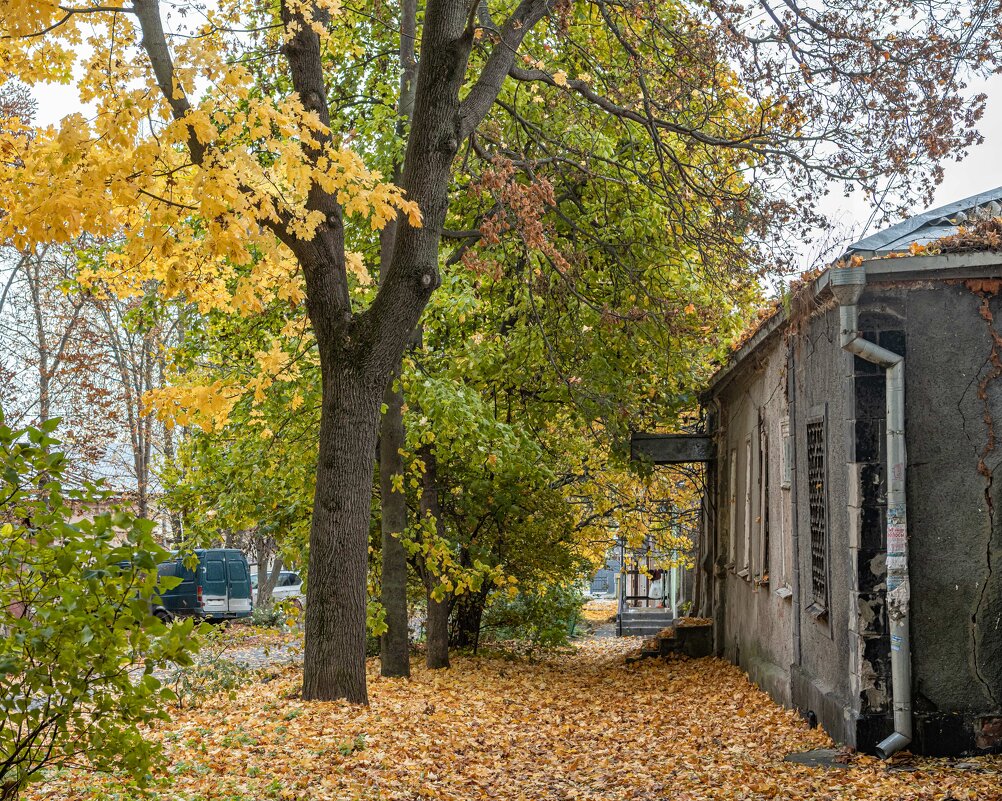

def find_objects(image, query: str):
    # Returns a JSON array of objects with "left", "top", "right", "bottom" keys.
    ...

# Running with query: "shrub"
[
  {"left": 162, "top": 627, "right": 251, "bottom": 710},
  {"left": 480, "top": 583, "right": 585, "bottom": 647},
  {"left": 250, "top": 603, "right": 287, "bottom": 628},
  {"left": 0, "top": 417, "right": 199, "bottom": 800}
]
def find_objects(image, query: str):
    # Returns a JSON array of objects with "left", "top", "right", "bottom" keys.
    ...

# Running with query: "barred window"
[{"left": 806, "top": 416, "right": 829, "bottom": 612}]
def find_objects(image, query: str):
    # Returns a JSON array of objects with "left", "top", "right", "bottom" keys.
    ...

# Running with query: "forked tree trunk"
[{"left": 128, "top": 0, "right": 553, "bottom": 705}]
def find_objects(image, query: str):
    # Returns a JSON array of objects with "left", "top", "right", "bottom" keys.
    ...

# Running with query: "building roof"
[
  {"left": 847, "top": 186, "right": 1002, "bottom": 256},
  {"left": 702, "top": 186, "right": 1002, "bottom": 400}
]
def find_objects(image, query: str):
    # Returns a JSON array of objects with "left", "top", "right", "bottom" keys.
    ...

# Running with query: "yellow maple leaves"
[
  {"left": 22, "top": 634, "right": 1002, "bottom": 801},
  {"left": 0, "top": 0, "right": 423, "bottom": 427}
]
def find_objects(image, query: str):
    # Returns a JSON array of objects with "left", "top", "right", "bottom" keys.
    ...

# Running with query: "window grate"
[{"left": 806, "top": 417, "right": 829, "bottom": 609}]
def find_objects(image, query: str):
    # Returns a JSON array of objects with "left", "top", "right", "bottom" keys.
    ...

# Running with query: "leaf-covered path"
[{"left": 28, "top": 637, "right": 1002, "bottom": 801}]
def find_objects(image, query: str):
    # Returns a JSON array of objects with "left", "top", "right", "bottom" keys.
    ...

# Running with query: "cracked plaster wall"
[{"left": 899, "top": 282, "right": 1002, "bottom": 714}]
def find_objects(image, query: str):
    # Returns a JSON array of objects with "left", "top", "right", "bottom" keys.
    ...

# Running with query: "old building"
[{"left": 698, "top": 188, "right": 1002, "bottom": 756}]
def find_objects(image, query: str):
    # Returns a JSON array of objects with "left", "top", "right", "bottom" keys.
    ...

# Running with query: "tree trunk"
[
  {"left": 301, "top": 364, "right": 383, "bottom": 703},
  {"left": 418, "top": 445, "right": 450, "bottom": 669},
  {"left": 378, "top": 0, "right": 418, "bottom": 684},
  {"left": 451, "top": 590, "right": 486, "bottom": 652},
  {"left": 379, "top": 372, "right": 411, "bottom": 676},
  {"left": 425, "top": 591, "right": 451, "bottom": 669},
  {"left": 255, "top": 540, "right": 283, "bottom": 608}
]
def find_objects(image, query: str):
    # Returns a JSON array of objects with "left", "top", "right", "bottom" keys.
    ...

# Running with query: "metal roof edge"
[{"left": 847, "top": 186, "right": 1002, "bottom": 254}]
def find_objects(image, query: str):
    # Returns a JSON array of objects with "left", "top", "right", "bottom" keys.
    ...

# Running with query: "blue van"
[{"left": 155, "top": 548, "right": 253, "bottom": 622}]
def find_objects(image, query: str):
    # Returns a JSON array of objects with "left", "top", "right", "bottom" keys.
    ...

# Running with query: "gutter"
[{"left": 829, "top": 267, "right": 912, "bottom": 759}]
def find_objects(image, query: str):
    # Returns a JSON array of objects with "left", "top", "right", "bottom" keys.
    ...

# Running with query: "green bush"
[
  {"left": 162, "top": 627, "right": 251, "bottom": 710},
  {"left": 0, "top": 417, "right": 200, "bottom": 800},
  {"left": 480, "top": 583, "right": 585, "bottom": 647},
  {"left": 250, "top": 603, "right": 287, "bottom": 628}
]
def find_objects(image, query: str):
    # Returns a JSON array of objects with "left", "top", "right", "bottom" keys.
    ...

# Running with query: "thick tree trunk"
[{"left": 301, "top": 363, "right": 383, "bottom": 703}]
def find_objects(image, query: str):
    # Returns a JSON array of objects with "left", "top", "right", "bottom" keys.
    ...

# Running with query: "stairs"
[{"left": 617, "top": 608, "right": 674, "bottom": 637}]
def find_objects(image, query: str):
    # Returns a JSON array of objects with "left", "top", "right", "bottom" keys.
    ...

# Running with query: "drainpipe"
[{"left": 829, "top": 266, "right": 911, "bottom": 759}]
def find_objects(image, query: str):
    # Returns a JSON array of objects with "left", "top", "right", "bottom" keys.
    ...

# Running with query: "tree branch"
[{"left": 458, "top": 0, "right": 553, "bottom": 141}]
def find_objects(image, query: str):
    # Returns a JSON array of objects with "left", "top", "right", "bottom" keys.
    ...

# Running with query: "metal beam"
[{"left": 630, "top": 433, "right": 715, "bottom": 464}]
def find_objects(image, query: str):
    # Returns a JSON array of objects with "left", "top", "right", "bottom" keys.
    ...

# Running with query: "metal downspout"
[{"left": 830, "top": 267, "right": 912, "bottom": 758}]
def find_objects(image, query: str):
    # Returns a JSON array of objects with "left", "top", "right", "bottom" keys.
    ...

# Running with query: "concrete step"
[{"left": 618, "top": 621, "right": 676, "bottom": 637}]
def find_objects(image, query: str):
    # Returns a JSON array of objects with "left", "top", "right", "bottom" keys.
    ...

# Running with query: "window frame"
[{"left": 805, "top": 409, "right": 831, "bottom": 619}]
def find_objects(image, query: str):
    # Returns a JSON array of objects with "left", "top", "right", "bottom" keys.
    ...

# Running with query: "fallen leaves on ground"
[
  {"left": 26, "top": 637, "right": 1002, "bottom": 801},
  {"left": 222, "top": 623, "right": 302, "bottom": 651},
  {"left": 580, "top": 599, "right": 617, "bottom": 623}
]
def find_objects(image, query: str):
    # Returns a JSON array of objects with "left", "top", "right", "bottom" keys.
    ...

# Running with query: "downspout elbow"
[{"left": 830, "top": 266, "right": 912, "bottom": 758}]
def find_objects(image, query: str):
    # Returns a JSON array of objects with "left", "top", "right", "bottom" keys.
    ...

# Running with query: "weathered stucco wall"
[
  {"left": 894, "top": 281, "right": 1002, "bottom": 752},
  {"left": 713, "top": 330, "right": 795, "bottom": 706},
  {"left": 788, "top": 303, "right": 858, "bottom": 746}
]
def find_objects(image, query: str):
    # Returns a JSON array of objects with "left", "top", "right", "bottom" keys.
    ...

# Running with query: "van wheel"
[
  {"left": 154, "top": 609, "right": 173, "bottom": 625},
  {"left": 291, "top": 599, "right": 303, "bottom": 612}
]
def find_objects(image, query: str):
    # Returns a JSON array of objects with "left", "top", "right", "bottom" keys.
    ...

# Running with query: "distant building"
[{"left": 695, "top": 189, "right": 1002, "bottom": 756}]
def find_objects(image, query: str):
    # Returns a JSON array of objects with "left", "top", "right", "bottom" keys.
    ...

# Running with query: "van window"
[
  {"left": 157, "top": 563, "right": 176, "bottom": 579},
  {"left": 227, "top": 560, "right": 247, "bottom": 581},
  {"left": 205, "top": 562, "right": 225, "bottom": 583}
]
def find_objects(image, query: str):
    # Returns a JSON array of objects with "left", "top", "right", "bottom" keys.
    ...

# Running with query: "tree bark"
[
  {"left": 419, "top": 445, "right": 450, "bottom": 669},
  {"left": 451, "top": 590, "right": 486, "bottom": 652},
  {"left": 425, "top": 591, "right": 451, "bottom": 670},
  {"left": 378, "top": 0, "right": 419, "bottom": 680},
  {"left": 379, "top": 372, "right": 411, "bottom": 676},
  {"left": 301, "top": 362, "right": 383, "bottom": 703}
]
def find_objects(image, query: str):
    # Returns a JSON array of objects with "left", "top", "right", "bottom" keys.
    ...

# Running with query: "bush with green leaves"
[
  {"left": 0, "top": 417, "right": 199, "bottom": 800},
  {"left": 480, "top": 583, "right": 586, "bottom": 648},
  {"left": 162, "top": 626, "right": 251, "bottom": 710}
]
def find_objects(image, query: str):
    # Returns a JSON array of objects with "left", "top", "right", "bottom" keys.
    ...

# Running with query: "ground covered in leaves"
[{"left": 27, "top": 636, "right": 1002, "bottom": 801}]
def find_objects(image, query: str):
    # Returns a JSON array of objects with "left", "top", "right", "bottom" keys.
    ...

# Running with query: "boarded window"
[
  {"left": 742, "top": 435, "right": 752, "bottom": 575},
  {"left": 806, "top": 416, "right": 829, "bottom": 611},
  {"left": 759, "top": 418, "right": 769, "bottom": 582},
  {"left": 728, "top": 449, "right": 738, "bottom": 566}
]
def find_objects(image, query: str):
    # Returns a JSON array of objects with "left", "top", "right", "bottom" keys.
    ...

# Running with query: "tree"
[
  {"left": 0, "top": 416, "right": 198, "bottom": 801},
  {"left": 2, "top": 0, "right": 998, "bottom": 703}
]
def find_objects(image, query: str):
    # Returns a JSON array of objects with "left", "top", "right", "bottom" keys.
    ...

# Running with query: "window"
[
  {"left": 776, "top": 417, "right": 792, "bottom": 593},
  {"left": 728, "top": 448, "right": 738, "bottom": 566},
  {"left": 806, "top": 416, "right": 829, "bottom": 614},
  {"left": 227, "top": 560, "right": 248, "bottom": 582},
  {"left": 758, "top": 417, "right": 770, "bottom": 584},
  {"left": 205, "top": 561, "right": 225, "bottom": 583},
  {"left": 741, "top": 435, "right": 752, "bottom": 577},
  {"left": 780, "top": 418, "right": 792, "bottom": 490},
  {"left": 157, "top": 562, "right": 176, "bottom": 579}
]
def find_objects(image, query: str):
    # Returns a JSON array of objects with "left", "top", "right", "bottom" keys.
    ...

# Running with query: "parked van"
[{"left": 155, "top": 549, "right": 253, "bottom": 622}]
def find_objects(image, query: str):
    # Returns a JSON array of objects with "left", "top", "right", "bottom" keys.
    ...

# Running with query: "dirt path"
[{"left": 28, "top": 638, "right": 1002, "bottom": 801}]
